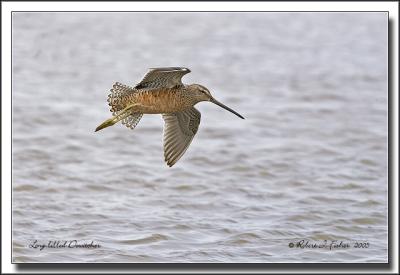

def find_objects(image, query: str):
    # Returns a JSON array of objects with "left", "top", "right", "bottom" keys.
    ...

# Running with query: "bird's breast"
[{"left": 135, "top": 89, "right": 190, "bottom": 114}]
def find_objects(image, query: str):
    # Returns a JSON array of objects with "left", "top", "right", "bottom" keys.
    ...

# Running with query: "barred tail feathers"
[
  {"left": 107, "top": 82, "right": 135, "bottom": 115},
  {"left": 106, "top": 82, "right": 143, "bottom": 130},
  {"left": 122, "top": 113, "right": 143, "bottom": 130}
]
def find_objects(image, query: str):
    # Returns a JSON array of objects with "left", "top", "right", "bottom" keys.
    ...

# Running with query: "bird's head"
[
  {"left": 188, "top": 84, "right": 245, "bottom": 119},
  {"left": 189, "top": 84, "right": 213, "bottom": 102}
]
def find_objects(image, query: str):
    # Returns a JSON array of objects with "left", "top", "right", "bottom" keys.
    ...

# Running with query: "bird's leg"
[{"left": 95, "top": 103, "right": 139, "bottom": 132}]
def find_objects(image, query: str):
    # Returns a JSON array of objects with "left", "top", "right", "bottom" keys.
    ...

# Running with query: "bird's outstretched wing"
[
  {"left": 162, "top": 107, "right": 201, "bottom": 167},
  {"left": 135, "top": 67, "right": 191, "bottom": 89}
]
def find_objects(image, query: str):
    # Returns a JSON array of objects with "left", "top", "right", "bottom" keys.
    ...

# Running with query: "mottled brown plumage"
[{"left": 96, "top": 67, "right": 244, "bottom": 167}]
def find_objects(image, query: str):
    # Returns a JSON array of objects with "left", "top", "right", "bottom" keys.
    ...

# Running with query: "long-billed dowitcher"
[{"left": 95, "top": 67, "right": 244, "bottom": 167}]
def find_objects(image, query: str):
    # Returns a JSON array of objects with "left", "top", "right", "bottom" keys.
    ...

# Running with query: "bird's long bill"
[{"left": 210, "top": 98, "right": 245, "bottom": 119}]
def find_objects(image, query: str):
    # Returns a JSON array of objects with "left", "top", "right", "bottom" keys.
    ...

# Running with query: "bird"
[{"left": 95, "top": 67, "right": 244, "bottom": 167}]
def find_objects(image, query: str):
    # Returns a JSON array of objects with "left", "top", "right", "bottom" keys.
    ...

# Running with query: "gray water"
[{"left": 12, "top": 12, "right": 388, "bottom": 263}]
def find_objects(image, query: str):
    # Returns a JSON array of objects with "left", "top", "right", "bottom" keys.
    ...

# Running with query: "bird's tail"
[
  {"left": 107, "top": 82, "right": 136, "bottom": 115},
  {"left": 95, "top": 82, "right": 143, "bottom": 131},
  {"left": 95, "top": 104, "right": 143, "bottom": 132}
]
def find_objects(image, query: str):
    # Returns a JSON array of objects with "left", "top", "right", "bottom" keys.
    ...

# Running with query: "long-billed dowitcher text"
[{"left": 95, "top": 67, "right": 244, "bottom": 167}]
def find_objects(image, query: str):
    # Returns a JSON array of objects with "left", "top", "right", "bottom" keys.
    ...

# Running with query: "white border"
[
  {"left": 2, "top": 1, "right": 398, "bottom": 274},
  {"left": 1, "top": 1, "right": 398, "bottom": 12}
]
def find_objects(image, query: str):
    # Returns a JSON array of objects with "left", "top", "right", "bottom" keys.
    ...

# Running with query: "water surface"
[{"left": 12, "top": 12, "right": 388, "bottom": 263}]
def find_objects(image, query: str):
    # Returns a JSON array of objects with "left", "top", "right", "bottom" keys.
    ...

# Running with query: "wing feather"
[
  {"left": 162, "top": 107, "right": 201, "bottom": 167},
  {"left": 135, "top": 67, "right": 191, "bottom": 90}
]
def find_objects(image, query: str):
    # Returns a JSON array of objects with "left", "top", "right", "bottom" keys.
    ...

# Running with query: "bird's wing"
[
  {"left": 135, "top": 67, "right": 191, "bottom": 89},
  {"left": 162, "top": 107, "right": 201, "bottom": 167}
]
